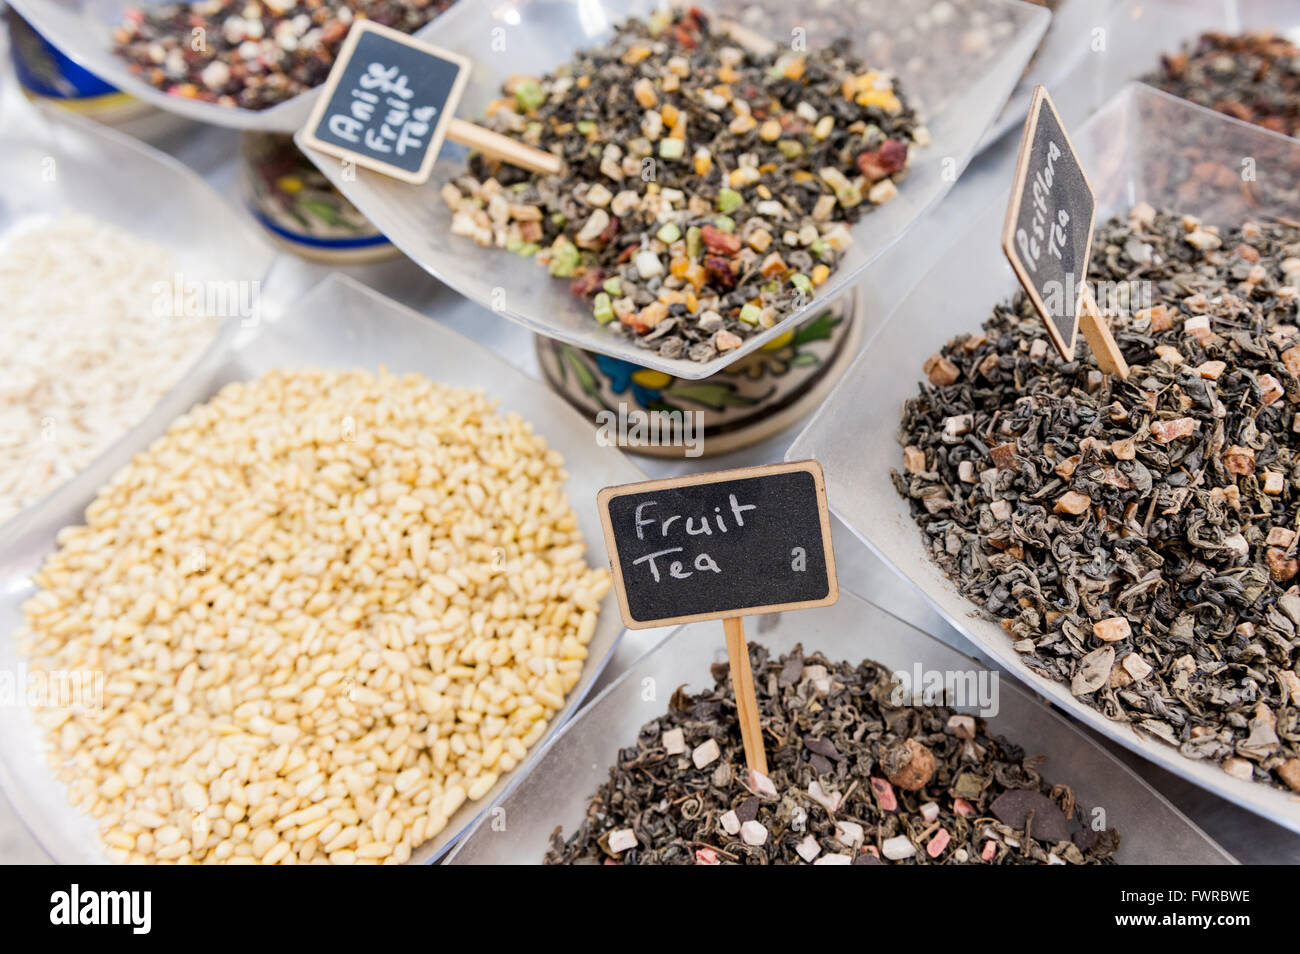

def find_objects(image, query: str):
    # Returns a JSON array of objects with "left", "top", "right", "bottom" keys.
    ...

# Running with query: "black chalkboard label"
[
  {"left": 300, "top": 20, "right": 470, "bottom": 184},
  {"left": 1002, "top": 86, "right": 1096, "bottom": 361},
  {"left": 598, "top": 461, "right": 838, "bottom": 629}
]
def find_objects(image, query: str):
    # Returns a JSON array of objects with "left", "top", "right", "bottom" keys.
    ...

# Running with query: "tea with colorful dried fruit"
[{"left": 444, "top": 7, "right": 922, "bottom": 363}]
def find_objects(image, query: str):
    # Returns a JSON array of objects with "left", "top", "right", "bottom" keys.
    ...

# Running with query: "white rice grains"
[
  {"left": 17, "top": 367, "right": 611, "bottom": 863},
  {"left": 0, "top": 215, "right": 219, "bottom": 525}
]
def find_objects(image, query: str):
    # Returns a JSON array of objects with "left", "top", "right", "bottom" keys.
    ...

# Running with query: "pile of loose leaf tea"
[
  {"left": 443, "top": 7, "right": 923, "bottom": 364},
  {"left": 113, "top": 0, "right": 457, "bottom": 109},
  {"left": 894, "top": 205, "right": 1300, "bottom": 792},
  {"left": 1145, "top": 31, "right": 1300, "bottom": 139},
  {"left": 544, "top": 644, "right": 1119, "bottom": 865}
]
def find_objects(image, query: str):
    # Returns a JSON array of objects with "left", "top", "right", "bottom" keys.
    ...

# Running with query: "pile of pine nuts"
[{"left": 18, "top": 368, "right": 610, "bottom": 863}]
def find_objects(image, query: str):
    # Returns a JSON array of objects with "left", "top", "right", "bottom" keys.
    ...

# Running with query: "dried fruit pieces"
[{"left": 445, "top": 8, "right": 922, "bottom": 362}]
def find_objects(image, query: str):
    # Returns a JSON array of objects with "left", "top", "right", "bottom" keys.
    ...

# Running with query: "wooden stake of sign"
[
  {"left": 597, "top": 461, "right": 838, "bottom": 775},
  {"left": 1078, "top": 287, "right": 1130, "bottom": 379},
  {"left": 714, "top": 16, "right": 778, "bottom": 57},
  {"left": 300, "top": 20, "right": 560, "bottom": 185},
  {"left": 445, "top": 118, "right": 561, "bottom": 176},
  {"left": 723, "top": 617, "right": 768, "bottom": 776}
]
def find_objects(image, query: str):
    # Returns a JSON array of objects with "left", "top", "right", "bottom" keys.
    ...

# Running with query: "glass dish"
[
  {"left": 0, "top": 274, "right": 645, "bottom": 863},
  {"left": 4, "top": 0, "right": 460, "bottom": 131},
  {"left": 981, "top": 0, "right": 1109, "bottom": 148},
  {"left": 445, "top": 591, "right": 1235, "bottom": 864},
  {"left": 1022, "top": 0, "right": 1300, "bottom": 146},
  {"left": 296, "top": 0, "right": 1049, "bottom": 380},
  {"left": 0, "top": 101, "right": 275, "bottom": 542},
  {"left": 1096, "top": 0, "right": 1300, "bottom": 139},
  {"left": 787, "top": 83, "right": 1300, "bottom": 833}
]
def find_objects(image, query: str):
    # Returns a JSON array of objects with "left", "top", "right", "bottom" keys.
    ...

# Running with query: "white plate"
[
  {"left": 445, "top": 591, "right": 1235, "bottom": 864},
  {"left": 298, "top": 0, "right": 1049, "bottom": 379},
  {"left": 0, "top": 102, "right": 275, "bottom": 541},
  {"left": 0, "top": 274, "right": 644, "bottom": 863},
  {"left": 788, "top": 83, "right": 1300, "bottom": 833},
  {"left": 5, "top": 0, "right": 460, "bottom": 131}
]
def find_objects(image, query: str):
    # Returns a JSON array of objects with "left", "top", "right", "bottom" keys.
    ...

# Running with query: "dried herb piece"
[
  {"left": 444, "top": 7, "right": 923, "bottom": 363},
  {"left": 544, "top": 643, "right": 1118, "bottom": 865},
  {"left": 989, "top": 789, "right": 1070, "bottom": 842},
  {"left": 895, "top": 206, "right": 1300, "bottom": 792}
]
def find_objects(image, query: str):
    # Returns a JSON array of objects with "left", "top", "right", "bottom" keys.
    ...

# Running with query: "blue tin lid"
[{"left": 8, "top": 10, "right": 119, "bottom": 100}]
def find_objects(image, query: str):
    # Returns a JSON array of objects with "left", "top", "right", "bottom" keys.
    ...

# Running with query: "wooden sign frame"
[
  {"left": 1002, "top": 85, "right": 1096, "bottom": 362},
  {"left": 300, "top": 19, "right": 472, "bottom": 185},
  {"left": 597, "top": 460, "right": 839, "bottom": 630}
]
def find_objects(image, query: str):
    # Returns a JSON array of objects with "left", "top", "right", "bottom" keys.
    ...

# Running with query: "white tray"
[
  {"left": 1098, "top": 0, "right": 1300, "bottom": 139},
  {"left": 445, "top": 591, "right": 1235, "bottom": 864},
  {"left": 788, "top": 83, "right": 1300, "bottom": 833},
  {"left": 5, "top": 0, "right": 458, "bottom": 131},
  {"left": 298, "top": 0, "right": 1049, "bottom": 380},
  {"left": 0, "top": 102, "right": 274, "bottom": 542},
  {"left": 0, "top": 274, "right": 644, "bottom": 863}
]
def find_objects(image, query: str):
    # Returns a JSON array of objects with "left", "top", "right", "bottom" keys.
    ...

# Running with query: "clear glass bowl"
[
  {"left": 445, "top": 591, "right": 1234, "bottom": 864},
  {"left": 5, "top": 0, "right": 461, "bottom": 130},
  {"left": 297, "top": 0, "right": 1049, "bottom": 379},
  {"left": 0, "top": 274, "right": 645, "bottom": 863},
  {"left": 0, "top": 102, "right": 275, "bottom": 541},
  {"left": 788, "top": 83, "right": 1300, "bottom": 833}
]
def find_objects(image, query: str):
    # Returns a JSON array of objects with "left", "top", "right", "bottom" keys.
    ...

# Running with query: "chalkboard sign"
[
  {"left": 1002, "top": 86, "right": 1096, "bottom": 361},
  {"left": 598, "top": 461, "right": 838, "bottom": 629},
  {"left": 300, "top": 20, "right": 470, "bottom": 184}
]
